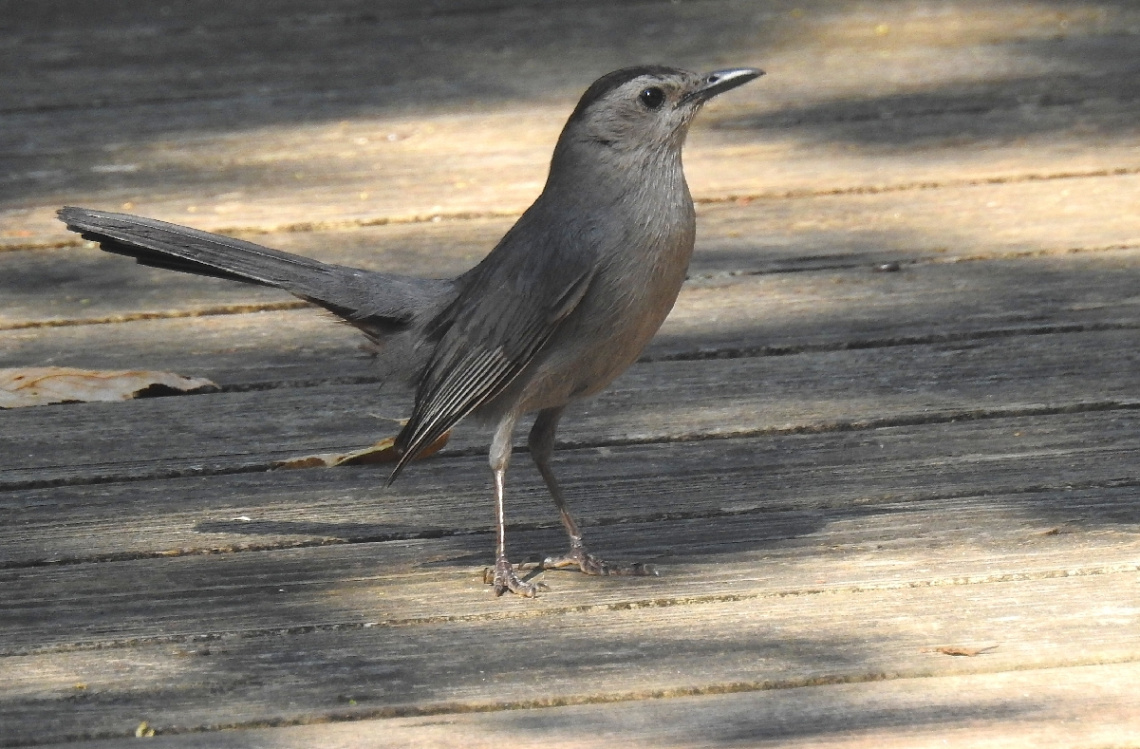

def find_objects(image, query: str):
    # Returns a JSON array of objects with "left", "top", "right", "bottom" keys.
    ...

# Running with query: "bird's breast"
[{"left": 516, "top": 194, "right": 696, "bottom": 409}]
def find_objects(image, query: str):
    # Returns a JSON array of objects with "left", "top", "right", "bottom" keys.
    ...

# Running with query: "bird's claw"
[
  {"left": 483, "top": 558, "right": 547, "bottom": 598},
  {"left": 543, "top": 546, "right": 658, "bottom": 577}
]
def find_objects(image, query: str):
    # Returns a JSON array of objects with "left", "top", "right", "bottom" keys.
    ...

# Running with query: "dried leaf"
[
  {"left": 0, "top": 367, "right": 217, "bottom": 408},
  {"left": 929, "top": 644, "right": 999, "bottom": 657},
  {"left": 275, "top": 455, "right": 334, "bottom": 470},
  {"left": 274, "top": 431, "right": 451, "bottom": 470},
  {"left": 331, "top": 436, "right": 400, "bottom": 467}
]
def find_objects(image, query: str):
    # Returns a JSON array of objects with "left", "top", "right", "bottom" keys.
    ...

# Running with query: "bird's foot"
[
  {"left": 543, "top": 543, "right": 658, "bottom": 577},
  {"left": 482, "top": 556, "right": 547, "bottom": 598}
]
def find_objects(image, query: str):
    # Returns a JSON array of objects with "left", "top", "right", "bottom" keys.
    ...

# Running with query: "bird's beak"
[{"left": 682, "top": 68, "right": 765, "bottom": 105}]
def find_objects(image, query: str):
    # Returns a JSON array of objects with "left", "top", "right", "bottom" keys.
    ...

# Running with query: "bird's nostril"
[{"left": 707, "top": 75, "right": 720, "bottom": 84}]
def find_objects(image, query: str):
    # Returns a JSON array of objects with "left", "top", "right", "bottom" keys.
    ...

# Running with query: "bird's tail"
[
  {"left": 57, "top": 206, "right": 455, "bottom": 335},
  {"left": 59, "top": 206, "right": 334, "bottom": 291}
]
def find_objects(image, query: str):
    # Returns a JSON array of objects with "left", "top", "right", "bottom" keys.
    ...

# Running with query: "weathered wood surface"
[
  {"left": 5, "top": 572, "right": 1139, "bottom": 744},
  {"left": 4, "top": 407, "right": 1137, "bottom": 563},
  {"left": 2, "top": 0, "right": 1139, "bottom": 746},
  {"left": 6, "top": 177, "right": 1140, "bottom": 330},
  {"left": 5, "top": 411, "right": 1138, "bottom": 645},
  {"left": 4, "top": 246, "right": 1139, "bottom": 385},
  {"left": 3, "top": 328, "right": 1137, "bottom": 489},
  {"left": 33, "top": 663, "right": 1140, "bottom": 749},
  {"left": 5, "top": 2, "right": 1140, "bottom": 246}
]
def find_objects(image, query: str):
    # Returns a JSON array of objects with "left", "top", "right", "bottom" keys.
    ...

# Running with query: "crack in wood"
[
  {"left": 0, "top": 301, "right": 312, "bottom": 331},
  {"left": 694, "top": 166, "right": 1140, "bottom": 205},
  {"left": 644, "top": 322, "right": 1140, "bottom": 363}
]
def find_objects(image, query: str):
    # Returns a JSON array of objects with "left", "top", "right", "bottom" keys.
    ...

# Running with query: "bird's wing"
[{"left": 389, "top": 225, "right": 596, "bottom": 479}]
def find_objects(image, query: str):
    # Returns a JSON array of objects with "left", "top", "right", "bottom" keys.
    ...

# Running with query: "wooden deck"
[{"left": 2, "top": 1, "right": 1139, "bottom": 746}]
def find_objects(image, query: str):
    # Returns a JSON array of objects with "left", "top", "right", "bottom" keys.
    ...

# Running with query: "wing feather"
[{"left": 388, "top": 218, "right": 596, "bottom": 481}]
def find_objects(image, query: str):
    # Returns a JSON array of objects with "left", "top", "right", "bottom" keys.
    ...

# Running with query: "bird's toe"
[{"left": 483, "top": 557, "right": 547, "bottom": 597}]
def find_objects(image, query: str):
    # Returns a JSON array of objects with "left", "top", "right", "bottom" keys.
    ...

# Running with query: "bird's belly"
[{"left": 510, "top": 257, "right": 688, "bottom": 414}]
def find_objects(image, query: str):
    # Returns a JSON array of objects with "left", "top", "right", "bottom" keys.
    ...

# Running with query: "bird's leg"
[
  {"left": 484, "top": 414, "right": 544, "bottom": 597},
  {"left": 529, "top": 407, "right": 658, "bottom": 577}
]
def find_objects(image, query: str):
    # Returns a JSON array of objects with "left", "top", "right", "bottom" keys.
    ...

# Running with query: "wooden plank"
[
  {"left": 7, "top": 1, "right": 1130, "bottom": 111},
  {"left": 4, "top": 246, "right": 1139, "bottom": 382},
  {"left": 5, "top": 3, "right": 1140, "bottom": 244},
  {"left": 4, "top": 481, "right": 1138, "bottom": 650},
  {"left": 5, "top": 174, "right": 1140, "bottom": 328},
  {"left": 2, "top": 409, "right": 1137, "bottom": 565},
  {"left": 8, "top": 0, "right": 1131, "bottom": 136},
  {"left": 6, "top": 415, "right": 1137, "bottom": 738},
  {"left": 31, "top": 662, "right": 1140, "bottom": 748},
  {"left": 2, "top": 572, "right": 1137, "bottom": 743},
  {"left": 9, "top": 95, "right": 1140, "bottom": 247},
  {"left": 1, "top": 328, "right": 1137, "bottom": 485},
  {"left": 659, "top": 251, "right": 1140, "bottom": 360},
  {"left": 690, "top": 173, "right": 1140, "bottom": 273},
  {"left": 4, "top": 236, "right": 1139, "bottom": 402}
]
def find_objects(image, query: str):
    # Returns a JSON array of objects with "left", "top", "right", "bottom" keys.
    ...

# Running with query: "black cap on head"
[{"left": 567, "top": 65, "right": 685, "bottom": 123}]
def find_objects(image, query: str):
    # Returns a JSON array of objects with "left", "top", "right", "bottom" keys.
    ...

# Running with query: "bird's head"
[{"left": 556, "top": 65, "right": 764, "bottom": 160}]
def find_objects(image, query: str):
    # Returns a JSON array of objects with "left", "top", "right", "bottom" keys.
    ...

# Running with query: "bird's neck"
[
  {"left": 543, "top": 138, "right": 691, "bottom": 213},
  {"left": 531, "top": 138, "right": 696, "bottom": 282}
]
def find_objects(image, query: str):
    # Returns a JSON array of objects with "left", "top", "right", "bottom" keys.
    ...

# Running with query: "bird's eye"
[{"left": 638, "top": 86, "right": 665, "bottom": 110}]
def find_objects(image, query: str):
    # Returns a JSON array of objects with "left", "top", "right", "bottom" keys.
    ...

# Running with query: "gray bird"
[{"left": 58, "top": 64, "right": 763, "bottom": 597}]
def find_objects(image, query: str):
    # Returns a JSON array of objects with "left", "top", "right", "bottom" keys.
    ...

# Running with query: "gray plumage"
[{"left": 58, "top": 64, "right": 763, "bottom": 596}]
